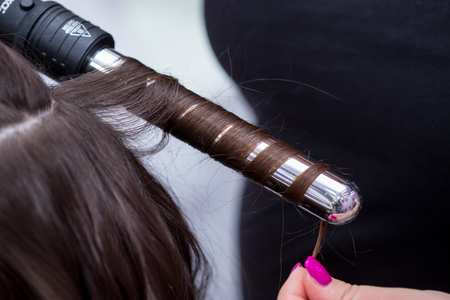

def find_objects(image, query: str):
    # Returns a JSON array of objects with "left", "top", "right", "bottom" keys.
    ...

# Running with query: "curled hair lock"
[{"left": 84, "top": 50, "right": 362, "bottom": 227}]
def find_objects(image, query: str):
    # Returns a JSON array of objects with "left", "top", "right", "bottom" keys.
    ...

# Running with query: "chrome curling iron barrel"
[{"left": 0, "top": 0, "right": 362, "bottom": 225}]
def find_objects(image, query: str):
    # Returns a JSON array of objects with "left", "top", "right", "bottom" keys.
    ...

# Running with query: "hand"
[{"left": 278, "top": 256, "right": 450, "bottom": 300}]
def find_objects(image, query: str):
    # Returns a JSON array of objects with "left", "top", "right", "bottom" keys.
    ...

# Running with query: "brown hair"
[
  {"left": 0, "top": 33, "right": 331, "bottom": 298},
  {"left": 54, "top": 55, "right": 330, "bottom": 207},
  {"left": 51, "top": 51, "right": 332, "bottom": 255},
  {"left": 0, "top": 42, "right": 209, "bottom": 299}
]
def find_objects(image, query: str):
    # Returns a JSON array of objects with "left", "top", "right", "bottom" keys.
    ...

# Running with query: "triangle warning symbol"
[{"left": 70, "top": 24, "right": 92, "bottom": 38}]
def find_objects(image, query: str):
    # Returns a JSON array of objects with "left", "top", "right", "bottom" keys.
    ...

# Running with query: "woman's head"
[{"left": 0, "top": 42, "right": 208, "bottom": 299}]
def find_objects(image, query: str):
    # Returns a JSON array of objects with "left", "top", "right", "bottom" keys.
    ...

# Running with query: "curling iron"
[{"left": 0, "top": 0, "right": 362, "bottom": 225}]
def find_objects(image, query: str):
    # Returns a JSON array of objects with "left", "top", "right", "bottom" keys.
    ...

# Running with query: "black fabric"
[{"left": 204, "top": 1, "right": 450, "bottom": 299}]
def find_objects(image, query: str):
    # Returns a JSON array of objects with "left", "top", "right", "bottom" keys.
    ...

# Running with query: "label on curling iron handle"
[{"left": 62, "top": 19, "right": 92, "bottom": 38}]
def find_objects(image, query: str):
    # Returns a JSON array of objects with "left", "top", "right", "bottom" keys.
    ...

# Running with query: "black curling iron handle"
[{"left": 0, "top": 0, "right": 114, "bottom": 77}]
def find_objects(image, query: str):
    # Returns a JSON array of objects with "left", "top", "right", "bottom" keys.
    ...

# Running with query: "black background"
[{"left": 205, "top": 1, "right": 450, "bottom": 299}]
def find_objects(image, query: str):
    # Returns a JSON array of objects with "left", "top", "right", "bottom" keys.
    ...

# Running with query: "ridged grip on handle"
[{"left": 0, "top": 0, "right": 114, "bottom": 77}]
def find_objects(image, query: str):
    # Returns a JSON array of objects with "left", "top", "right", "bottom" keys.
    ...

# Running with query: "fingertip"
[
  {"left": 291, "top": 262, "right": 302, "bottom": 274},
  {"left": 304, "top": 256, "right": 332, "bottom": 286},
  {"left": 278, "top": 263, "right": 308, "bottom": 299}
]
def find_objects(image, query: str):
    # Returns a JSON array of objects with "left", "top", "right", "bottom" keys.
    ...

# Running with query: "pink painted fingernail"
[
  {"left": 290, "top": 262, "right": 302, "bottom": 274},
  {"left": 327, "top": 215, "right": 337, "bottom": 221},
  {"left": 304, "top": 256, "right": 332, "bottom": 286}
]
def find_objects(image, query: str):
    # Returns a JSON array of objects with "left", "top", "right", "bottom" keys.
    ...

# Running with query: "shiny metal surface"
[
  {"left": 87, "top": 48, "right": 124, "bottom": 73},
  {"left": 246, "top": 139, "right": 275, "bottom": 163},
  {"left": 263, "top": 154, "right": 361, "bottom": 225},
  {"left": 178, "top": 103, "right": 199, "bottom": 120},
  {"left": 299, "top": 171, "right": 361, "bottom": 225},
  {"left": 215, "top": 125, "right": 234, "bottom": 144}
]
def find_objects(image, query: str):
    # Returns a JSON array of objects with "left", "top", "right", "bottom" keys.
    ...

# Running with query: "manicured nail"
[
  {"left": 304, "top": 256, "right": 332, "bottom": 286},
  {"left": 290, "top": 262, "right": 302, "bottom": 274},
  {"left": 327, "top": 215, "right": 337, "bottom": 221}
]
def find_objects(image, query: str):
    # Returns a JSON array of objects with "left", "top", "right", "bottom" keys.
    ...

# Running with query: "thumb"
[
  {"left": 302, "top": 256, "right": 450, "bottom": 300},
  {"left": 277, "top": 257, "right": 341, "bottom": 300},
  {"left": 277, "top": 262, "right": 308, "bottom": 300},
  {"left": 301, "top": 256, "right": 356, "bottom": 300},
  {"left": 277, "top": 257, "right": 347, "bottom": 300}
]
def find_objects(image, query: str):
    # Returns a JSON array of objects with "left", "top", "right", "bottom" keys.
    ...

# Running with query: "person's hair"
[
  {"left": 0, "top": 29, "right": 333, "bottom": 297},
  {"left": 0, "top": 42, "right": 209, "bottom": 299}
]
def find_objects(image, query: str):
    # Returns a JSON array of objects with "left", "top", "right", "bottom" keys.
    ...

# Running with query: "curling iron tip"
[{"left": 327, "top": 183, "right": 362, "bottom": 225}]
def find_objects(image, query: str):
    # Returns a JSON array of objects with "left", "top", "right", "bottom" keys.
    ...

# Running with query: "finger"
[
  {"left": 302, "top": 256, "right": 450, "bottom": 300},
  {"left": 302, "top": 256, "right": 357, "bottom": 300},
  {"left": 277, "top": 262, "right": 308, "bottom": 300}
]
